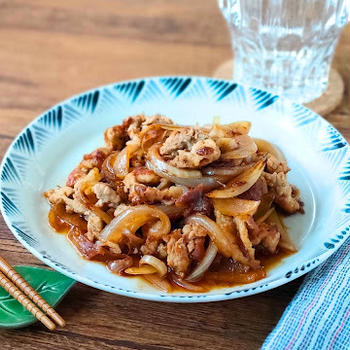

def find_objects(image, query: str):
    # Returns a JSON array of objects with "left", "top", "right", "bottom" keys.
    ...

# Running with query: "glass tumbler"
[{"left": 218, "top": 0, "right": 349, "bottom": 103}]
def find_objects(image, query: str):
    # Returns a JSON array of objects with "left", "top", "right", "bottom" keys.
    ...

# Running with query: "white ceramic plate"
[{"left": 1, "top": 76, "right": 349, "bottom": 302}]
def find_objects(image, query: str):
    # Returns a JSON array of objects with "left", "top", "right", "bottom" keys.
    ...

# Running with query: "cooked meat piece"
[
  {"left": 115, "top": 114, "right": 173, "bottom": 148},
  {"left": 87, "top": 214, "right": 104, "bottom": 241},
  {"left": 215, "top": 209, "right": 255, "bottom": 267},
  {"left": 157, "top": 243, "right": 168, "bottom": 259},
  {"left": 101, "top": 240, "right": 122, "bottom": 255},
  {"left": 170, "top": 139, "right": 221, "bottom": 168},
  {"left": 123, "top": 171, "right": 183, "bottom": 205},
  {"left": 66, "top": 148, "right": 108, "bottom": 187},
  {"left": 133, "top": 167, "right": 161, "bottom": 185},
  {"left": 248, "top": 218, "right": 280, "bottom": 254},
  {"left": 107, "top": 255, "right": 134, "bottom": 273},
  {"left": 208, "top": 122, "right": 251, "bottom": 138},
  {"left": 69, "top": 232, "right": 105, "bottom": 259},
  {"left": 140, "top": 238, "right": 159, "bottom": 256},
  {"left": 65, "top": 198, "right": 90, "bottom": 216},
  {"left": 188, "top": 238, "right": 205, "bottom": 261},
  {"left": 142, "top": 114, "right": 173, "bottom": 127},
  {"left": 160, "top": 128, "right": 221, "bottom": 168},
  {"left": 66, "top": 166, "right": 87, "bottom": 187},
  {"left": 238, "top": 177, "right": 268, "bottom": 201},
  {"left": 234, "top": 216, "right": 260, "bottom": 268},
  {"left": 182, "top": 222, "right": 208, "bottom": 240},
  {"left": 166, "top": 229, "right": 190, "bottom": 278},
  {"left": 140, "top": 221, "right": 167, "bottom": 256},
  {"left": 80, "top": 167, "right": 101, "bottom": 183},
  {"left": 82, "top": 148, "right": 109, "bottom": 169},
  {"left": 266, "top": 154, "right": 290, "bottom": 174},
  {"left": 44, "top": 186, "right": 90, "bottom": 216},
  {"left": 92, "top": 183, "right": 121, "bottom": 207},
  {"left": 175, "top": 184, "right": 213, "bottom": 217},
  {"left": 114, "top": 203, "right": 130, "bottom": 217},
  {"left": 61, "top": 168, "right": 102, "bottom": 215},
  {"left": 44, "top": 186, "right": 74, "bottom": 204},
  {"left": 123, "top": 114, "right": 146, "bottom": 141},
  {"left": 104, "top": 125, "right": 127, "bottom": 151},
  {"left": 263, "top": 172, "right": 301, "bottom": 213},
  {"left": 160, "top": 127, "right": 205, "bottom": 157},
  {"left": 259, "top": 223, "right": 280, "bottom": 253},
  {"left": 182, "top": 222, "right": 207, "bottom": 262}
]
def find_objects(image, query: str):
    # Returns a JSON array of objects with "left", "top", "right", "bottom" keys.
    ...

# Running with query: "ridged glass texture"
[{"left": 218, "top": 0, "right": 349, "bottom": 103}]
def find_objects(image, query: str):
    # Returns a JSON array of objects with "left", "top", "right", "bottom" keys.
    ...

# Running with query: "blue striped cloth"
[{"left": 262, "top": 236, "right": 350, "bottom": 350}]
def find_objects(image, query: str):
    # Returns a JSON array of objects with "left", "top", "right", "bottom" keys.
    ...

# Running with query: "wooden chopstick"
[
  {"left": 0, "top": 270, "right": 56, "bottom": 330},
  {"left": 0, "top": 256, "right": 66, "bottom": 329}
]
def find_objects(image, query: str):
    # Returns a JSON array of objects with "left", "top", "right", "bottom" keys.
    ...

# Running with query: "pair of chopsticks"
[{"left": 0, "top": 256, "right": 65, "bottom": 330}]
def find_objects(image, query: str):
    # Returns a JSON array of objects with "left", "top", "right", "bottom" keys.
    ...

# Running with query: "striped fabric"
[{"left": 262, "top": 236, "right": 350, "bottom": 350}]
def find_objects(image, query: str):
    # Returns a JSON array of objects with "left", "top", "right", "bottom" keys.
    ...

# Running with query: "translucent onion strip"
[
  {"left": 77, "top": 182, "right": 113, "bottom": 224},
  {"left": 253, "top": 138, "right": 286, "bottom": 162},
  {"left": 146, "top": 145, "right": 221, "bottom": 188},
  {"left": 143, "top": 274, "right": 172, "bottom": 292},
  {"left": 124, "top": 266, "right": 157, "bottom": 275},
  {"left": 186, "top": 214, "right": 235, "bottom": 258},
  {"left": 256, "top": 207, "right": 275, "bottom": 224},
  {"left": 209, "top": 121, "right": 251, "bottom": 138},
  {"left": 140, "top": 255, "right": 167, "bottom": 277},
  {"left": 213, "top": 198, "right": 261, "bottom": 217},
  {"left": 186, "top": 241, "right": 218, "bottom": 282},
  {"left": 100, "top": 205, "right": 171, "bottom": 243},
  {"left": 114, "top": 143, "right": 139, "bottom": 179},
  {"left": 170, "top": 274, "right": 207, "bottom": 292},
  {"left": 220, "top": 135, "right": 258, "bottom": 160},
  {"left": 206, "top": 158, "right": 266, "bottom": 198},
  {"left": 148, "top": 145, "right": 202, "bottom": 179}
]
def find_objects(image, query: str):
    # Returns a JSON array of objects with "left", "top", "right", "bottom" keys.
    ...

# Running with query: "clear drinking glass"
[{"left": 218, "top": 0, "right": 349, "bottom": 103}]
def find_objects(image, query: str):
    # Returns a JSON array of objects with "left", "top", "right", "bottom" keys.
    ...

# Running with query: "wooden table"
[{"left": 0, "top": 1, "right": 348, "bottom": 349}]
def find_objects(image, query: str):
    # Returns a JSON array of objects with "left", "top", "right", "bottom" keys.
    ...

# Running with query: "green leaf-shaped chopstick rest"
[{"left": 0, "top": 266, "right": 75, "bottom": 329}]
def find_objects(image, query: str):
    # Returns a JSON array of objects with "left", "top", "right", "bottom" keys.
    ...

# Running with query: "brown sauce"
[
  {"left": 48, "top": 204, "right": 294, "bottom": 293},
  {"left": 48, "top": 203, "right": 87, "bottom": 235}
]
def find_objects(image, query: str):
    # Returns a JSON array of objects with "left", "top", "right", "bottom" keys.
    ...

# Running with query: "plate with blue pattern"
[{"left": 0, "top": 76, "right": 349, "bottom": 302}]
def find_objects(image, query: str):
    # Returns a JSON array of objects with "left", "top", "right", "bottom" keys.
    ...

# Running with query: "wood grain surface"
[{"left": 0, "top": 1, "right": 349, "bottom": 349}]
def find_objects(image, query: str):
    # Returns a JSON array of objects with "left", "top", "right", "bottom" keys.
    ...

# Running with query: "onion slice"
[
  {"left": 202, "top": 164, "right": 249, "bottom": 177},
  {"left": 148, "top": 145, "right": 201, "bottom": 179},
  {"left": 146, "top": 158, "right": 221, "bottom": 188},
  {"left": 169, "top": 273, "right": 207, "bottom": 292},
  {"left": 186, "top": 214, "right": 235, "bottom": 258},
  {"left": 146, "top": 145, "right": 222, "bottom": 188},
  {"left": 77, "top": 182, "right": 113, "bottom": 224},
  {"left": 124, "top": 266, "right": 157, "bottom": 275},
  {"left": 186, "top": 241, "right": 218, "bottom": 282},
  {"left": 209, "top": 121, "right": 251, "bottom": 138},
  {"left": 253, "top": 138, "right": 286, "bottom": 161},
  {"left": 140, "top": 255, "right": 167, "bottom": 277},
  {"left": 154, "top": 204, "right": 184, "bottom": 219},
  {"left": 256, "top": 207, "right": 274, "bottom": 224},
  {"left": 114, "top": 143, "right": 139, "bottom": 179},
  {"left": 143, "top": 274, "right": 172, "bottom": 292},
  {"left": 267, "top": 209, "right": 296, "bottom": 252},
  {"left": 100, "top": 205, "right": 171, "bottom": 243},
  {"left": 206, "top": 158, "right": 266, "bottom": 198},
  {"left": 220, "top": 135, "right": 258, "bottom": 160},
  {"left": 213, "top": 198, "right": 260, "bottom": 217}
]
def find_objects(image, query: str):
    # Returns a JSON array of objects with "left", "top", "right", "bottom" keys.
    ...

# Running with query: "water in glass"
[{"left": 218, "top": 0, "right": 349, "bottom": 103}]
